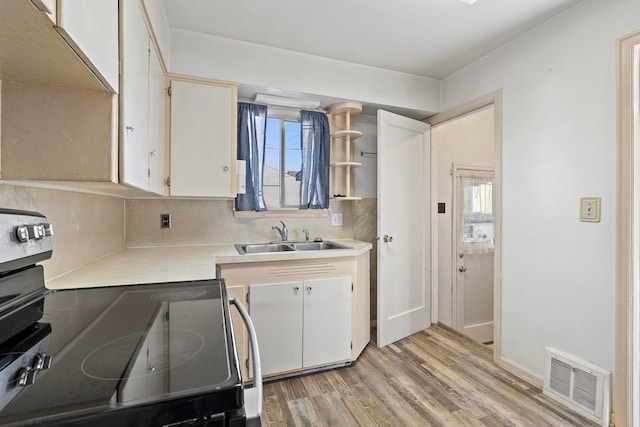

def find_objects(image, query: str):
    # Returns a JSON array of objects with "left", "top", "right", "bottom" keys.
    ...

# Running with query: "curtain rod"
[{"left": 238, "top": 98, "right": 327, "bottom": 114}]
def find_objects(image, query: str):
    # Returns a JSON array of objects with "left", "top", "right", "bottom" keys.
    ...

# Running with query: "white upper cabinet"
[
  {"left": 169, "top": 79, "right": 237, "bottom": 198},
  {"left": 56, "top": 0, "right": 119, "bottom": 93},
  {"left": 120, "top": 0, "right": 166, "bottom": 195},
  {"left": 148, "top": 46, "right": 167, "bottom": 195}
]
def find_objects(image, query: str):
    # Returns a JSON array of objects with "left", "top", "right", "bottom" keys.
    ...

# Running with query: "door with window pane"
[{"left": 453, "top": 167, "right": 494, "bottom": 343}]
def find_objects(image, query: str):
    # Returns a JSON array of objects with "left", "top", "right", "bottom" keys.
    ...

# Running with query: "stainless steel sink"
[
  {"left": 234, "top": 241, "right": 351, "bottom": 255},
  {"left": 235, "top": 243, "right": 295, "bottom": 254},
  {"left": 288, "top": 241, "right": 351, "bottom": 251}
]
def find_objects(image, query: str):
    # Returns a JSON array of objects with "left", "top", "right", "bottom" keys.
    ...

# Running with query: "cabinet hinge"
[
  {"left": 167, "top": 86, "right": 172, "bottom": 96},
  {"left": 246, "top": 358, "right": 249, "bottom": 370},
  {"left": 350, "top": 341, "right": 353, "bottom": 349},
  {"left": 166, "top": 177, "right": 171, "bottom": 187},
  {"left": 147, "top": 46, "right": 151, "bottom": 56},
  {"left": 148, "top": 168, "right": 150, "bottom": 178},
  {"left": 352, "top": 283, "right": 354, "bottom": 292},
  {"left": 246, "top": 290, "right": 250, "bottom": 303}
]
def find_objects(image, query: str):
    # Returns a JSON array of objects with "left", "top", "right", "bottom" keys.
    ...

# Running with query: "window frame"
[{"left": 234, "top": 106, "right": 329, "bottom": 218}]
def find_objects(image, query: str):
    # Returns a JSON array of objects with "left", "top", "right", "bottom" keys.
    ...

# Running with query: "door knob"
[
  {"left": 458, "top": 266, "right": 467, "bottom": 273},
  {"left": 383, "top": 235, "right": 393, "bottom": 243}
]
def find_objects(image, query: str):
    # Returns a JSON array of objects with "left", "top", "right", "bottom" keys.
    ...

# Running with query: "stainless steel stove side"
[{"left": 0, "top": 209, "right": 52, "bottom": 275}]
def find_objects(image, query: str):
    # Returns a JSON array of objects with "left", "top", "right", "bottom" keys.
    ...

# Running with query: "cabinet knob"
[
  {"left": 305, "top": 286, "right": 312, "bottom": 294},
  {"left": 150, "top": 150, "right": 157, "bottom": 158},
  {"left": 293, "top": 286, "right": 300, "bottom": 294},
  {"left": 383, "top": 235, "right": 394, "bottom": 243},
  {"left": 223, "top": 166, "right": 229, "bottom": 172},
  {"left": 126, "top": 125, "right": 135, "bottom": 133}
]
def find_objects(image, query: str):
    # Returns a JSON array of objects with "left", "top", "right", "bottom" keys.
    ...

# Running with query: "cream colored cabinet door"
[
  {"left": 249, "top": 282, "right": 304, "bottom": 376},
  {"left": 302, "top": 277, "right": 352, "bottom": 368},
  {"left": 249, "top": 277, "right": 352, "bottom": 377},
  {"left": 148, "top": 45, "right": 166, "bottom": 195},
  {"left": 57, "top": 0, "right": 119, "bottom": 93},
  {"left": 169, "top": 80, "right": 237, "bottom": 197},
  {"left": 120, "top": 0, "right": 150, "bottom": 191}
]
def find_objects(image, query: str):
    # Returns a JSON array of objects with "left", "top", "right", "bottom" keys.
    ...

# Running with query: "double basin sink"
[{"left": 235, "top": 240, "right": 351, "bottom": 255}]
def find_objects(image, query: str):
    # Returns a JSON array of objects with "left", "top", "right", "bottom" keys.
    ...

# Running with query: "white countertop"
[{"left": 45, "top": 240, "right": 372, "bottom": 290}]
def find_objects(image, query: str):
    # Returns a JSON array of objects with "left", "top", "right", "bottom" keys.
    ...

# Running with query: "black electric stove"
[{"left": 0, "top": 209, "right": 257, "bottom": 427}]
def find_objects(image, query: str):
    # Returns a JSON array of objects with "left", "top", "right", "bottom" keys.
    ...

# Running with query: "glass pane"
[
  {"left": 462, "top": 178, "right": 494, "bottom": 244},
  {"left": 263, "top": 117, "right": 281, "bottom": 207},
  {"left": 283, "top": 120, "right": 301, "bottom": 207}
]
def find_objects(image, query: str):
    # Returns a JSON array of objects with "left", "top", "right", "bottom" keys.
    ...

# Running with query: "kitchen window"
[
  {"left": 264, "top": 116, "right": 302, "bottom": 209},
  {"left": 235, "top": 103, "right": 330, "bottom": 217}
]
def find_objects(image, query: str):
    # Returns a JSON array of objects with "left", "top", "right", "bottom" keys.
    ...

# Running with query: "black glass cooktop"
[{"left": 0, "top": 279, "right": 243, "bottom": 426}]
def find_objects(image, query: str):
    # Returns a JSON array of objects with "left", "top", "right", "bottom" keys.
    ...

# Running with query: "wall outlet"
[
  {"left": 331, "top": 213, "right": 343, "bottom": 227},
  {"left": 161, "top": 213, "right": 172, "bottom": 228}
]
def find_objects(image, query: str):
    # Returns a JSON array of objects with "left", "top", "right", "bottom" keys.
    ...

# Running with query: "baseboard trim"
[{"left": 499, "top": 356, "right": 544, "bottom": 388}]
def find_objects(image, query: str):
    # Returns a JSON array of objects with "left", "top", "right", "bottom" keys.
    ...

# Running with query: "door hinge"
[
  {"left": 166, "top": 176, "right": 171, "bottom": 187},
  {"left": 246, "top": 290, "right": 250, "bottom": 303},
  {"left": 167, "top": 85, "right": 172, "bottom": 96},
  {"left": 352, "top": 283, "right": 354, "bottom": 292}
]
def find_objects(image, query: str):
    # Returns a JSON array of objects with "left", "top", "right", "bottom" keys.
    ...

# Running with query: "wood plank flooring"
[{"left": 262, "top": 324, "right": 597, "bottom": 426}]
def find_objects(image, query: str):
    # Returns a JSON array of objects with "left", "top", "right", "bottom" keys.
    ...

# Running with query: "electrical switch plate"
[
  {"left": 331, "top": 213, "right": 343, "bottom": 227},
  {"left": 580, "top": 197, "right": 601, "bottom": 222},
  {"left": 161, "top": 213, "right": 172, "bottom": 228}
]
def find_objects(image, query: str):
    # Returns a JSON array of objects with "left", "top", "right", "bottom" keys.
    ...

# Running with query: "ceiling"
[{"left": 161, "top": 0, "right": 583, "bottom": 80}]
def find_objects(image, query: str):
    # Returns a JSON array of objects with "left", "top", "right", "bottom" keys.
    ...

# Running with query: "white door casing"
[
  {"left": 377, "top": 110, "right": 431, "bottom": 347},
  {"left": 452, "top": 167, "right": 495, "bottom": 343}
]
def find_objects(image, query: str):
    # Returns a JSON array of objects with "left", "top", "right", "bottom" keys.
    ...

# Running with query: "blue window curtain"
[
  {"left": 236, "top": 102, "right": 268, "bottom": 212},
  {"left": 300, "top": 110, "right": 330, "bottom": 209}
]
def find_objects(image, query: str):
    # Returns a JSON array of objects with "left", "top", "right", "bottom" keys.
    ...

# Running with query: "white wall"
[
  {"left": 442, "top": 0, "right": 640, "bottom": 376},
  {"left": 168, "top": 29, "right": 441, "bottom": 114},
  {"left": 432, "top": 105, "right": 495, "bottom": 327},
  {"left": 352, "top": 114, "right": 377, "bottom": 199}
]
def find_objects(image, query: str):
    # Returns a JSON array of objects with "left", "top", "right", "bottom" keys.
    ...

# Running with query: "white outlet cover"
[{"left": 331, "top": 213, "right": 344, "bottom": 226}]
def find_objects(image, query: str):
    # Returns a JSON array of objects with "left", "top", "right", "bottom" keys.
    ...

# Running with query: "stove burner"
[
  {"left": 150, "top": 289, "right": 210, "bottom": 302},
  {"left": 81, "top": 329, "right": 204, "bottom": 381}
]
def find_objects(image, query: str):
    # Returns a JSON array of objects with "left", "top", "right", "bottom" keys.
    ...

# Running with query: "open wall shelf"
[{"left": 328, "top": 102, "right": 363, "bottom": 200}]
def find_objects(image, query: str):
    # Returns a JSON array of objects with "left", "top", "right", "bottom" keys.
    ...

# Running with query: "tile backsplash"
[
  {"left": 125, "top": 199, "right": 354, "bottom": 247},
  {"left": 0, "top": 184, "right": 125, "bottom": 280}
]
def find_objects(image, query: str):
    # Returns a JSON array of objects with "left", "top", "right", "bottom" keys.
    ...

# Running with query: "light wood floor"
[{"left": 262, "top": 324, "right": 597, "bottom": 426}]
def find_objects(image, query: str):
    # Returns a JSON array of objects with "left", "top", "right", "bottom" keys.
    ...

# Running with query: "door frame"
[
  {"left": 428, "top": 89, "right": 502, "bottom": 364},
  {"left": 451, "top": 165, "right": 494, "bottom": 337},
  {"left": 615, "top": 29, "right": 640, "bottom": 427}
]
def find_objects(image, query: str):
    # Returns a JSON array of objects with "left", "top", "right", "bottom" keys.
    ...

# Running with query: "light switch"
[{"left": 580, "top": 197, "right": 601, "bottom": 222}]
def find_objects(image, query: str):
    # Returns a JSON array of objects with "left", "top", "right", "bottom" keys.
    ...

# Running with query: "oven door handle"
[{"left": 229, "top": 293, "right": 262, "bottom": 426}]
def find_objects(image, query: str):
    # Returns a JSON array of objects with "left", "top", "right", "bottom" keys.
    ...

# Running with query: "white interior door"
[
  {"left": 453, "top": 168, "right": 494, "bottom": 343},
  {"left": 377, "top": 110, "right": 431, "bottom": 347}
]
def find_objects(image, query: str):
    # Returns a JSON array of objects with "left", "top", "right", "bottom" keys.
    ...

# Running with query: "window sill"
[{"left": 233, "top": 209, "right": 329, "bottom": 219}]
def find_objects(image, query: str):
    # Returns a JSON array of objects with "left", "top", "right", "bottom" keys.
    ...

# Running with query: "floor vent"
[{"left": 543, "top": 347, "right": 610, "bottom": 427}]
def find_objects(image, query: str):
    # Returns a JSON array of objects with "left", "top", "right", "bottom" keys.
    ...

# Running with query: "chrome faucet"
[
  {"left": 272, "top": 221, "right": 288, "bottom": 242},
  {"left": 302, "top": 229, "right": 310, "bottom": 243}
]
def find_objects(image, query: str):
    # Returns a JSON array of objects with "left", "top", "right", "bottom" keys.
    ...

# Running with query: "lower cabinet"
[{"left": 249, "top": 277, "right": 352, "bottom": 377}]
